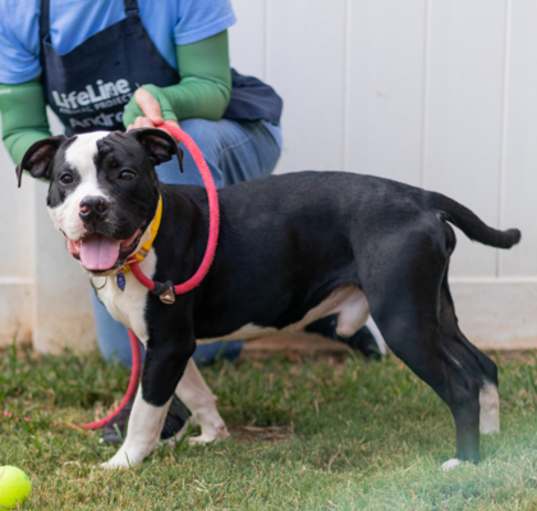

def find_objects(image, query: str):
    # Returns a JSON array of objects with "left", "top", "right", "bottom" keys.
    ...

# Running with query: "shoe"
[
  {"left": 160, "top": 396, "right": 191, "bottom": 440},
  {"left": 306, "top": 315, "right": 382, "bottom": 360},
  {"left": 100, "top": 395, "right": 191, "bottom": 444}
]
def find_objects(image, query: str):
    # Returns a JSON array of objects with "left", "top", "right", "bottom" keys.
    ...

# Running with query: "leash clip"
[{"left": 152, "top": 280, "right": 176, "bottom": 305}]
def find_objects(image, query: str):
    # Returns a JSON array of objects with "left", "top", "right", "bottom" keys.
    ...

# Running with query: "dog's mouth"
[{"left": 67, "top": 229, "right": 142, "bottom": 273}]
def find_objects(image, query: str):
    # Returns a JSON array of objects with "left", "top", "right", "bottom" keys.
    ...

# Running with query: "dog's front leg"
[
  {"left": 102, "top": 336, "right": 194, "bottom": 469},
  {"left": 174, "top": 358, "right": 229, "bottom": 445},
  {"left": 101, "top": 385, "right": 171, "bottom": 469}
]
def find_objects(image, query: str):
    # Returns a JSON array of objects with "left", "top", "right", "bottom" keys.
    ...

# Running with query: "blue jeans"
[{"left": 92, "top": 118, "right": 283, "bottom": 367}]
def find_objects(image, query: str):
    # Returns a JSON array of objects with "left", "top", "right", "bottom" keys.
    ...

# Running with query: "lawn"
[{"left": 1, "top": 344, "right": 537, "bottom": 510}]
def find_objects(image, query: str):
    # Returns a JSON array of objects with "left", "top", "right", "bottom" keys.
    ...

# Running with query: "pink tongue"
[{"left": 79, "top": 235, "right": 121, "bottom": 271}]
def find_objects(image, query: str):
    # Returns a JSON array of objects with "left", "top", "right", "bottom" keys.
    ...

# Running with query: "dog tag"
[
  {"left": 159, "top": 287, "right": 176, "bottom": 305},
  {"left": 116, "top": 272, "right": 126, "bottom": 291}
]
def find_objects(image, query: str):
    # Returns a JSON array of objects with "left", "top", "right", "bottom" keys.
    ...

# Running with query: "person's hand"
[
  {"left": 128, "top": 88, "right": 162, "bottom": 129},
  {"left": 123, "top": 84, "right": 178, "bottom": 131}
]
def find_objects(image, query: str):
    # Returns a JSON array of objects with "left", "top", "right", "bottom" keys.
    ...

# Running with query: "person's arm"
[
  {"left": 0, "top": 79, "right": 51, "bottom": 165},
  {"left": 123, "top": 30, "right": 231, "bottom": 128}
]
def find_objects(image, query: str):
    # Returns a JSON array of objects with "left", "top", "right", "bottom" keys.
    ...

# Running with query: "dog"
[{"left": 17, "top": 129, "right": 521, "bottom": 470}]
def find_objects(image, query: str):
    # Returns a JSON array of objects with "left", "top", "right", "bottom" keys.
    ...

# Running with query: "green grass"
[{"left": 1, "top": 345, "right": 537, "bottom": 510}]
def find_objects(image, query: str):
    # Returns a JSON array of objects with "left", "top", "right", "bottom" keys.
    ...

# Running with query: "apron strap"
[
  {"left": 39, "top": 0, "right": 51, "bottom": 42},
  {"left": 124, "top": 0, "right": 140, "bottom": 17}
]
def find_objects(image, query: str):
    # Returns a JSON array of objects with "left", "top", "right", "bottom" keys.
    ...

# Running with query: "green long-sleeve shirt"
[{"left": 0, "top": 31, "right": 231, "bottom": 165}]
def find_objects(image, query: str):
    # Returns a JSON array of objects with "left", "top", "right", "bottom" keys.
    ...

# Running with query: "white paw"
[
  {"left": 100, "top": 456, "right": 131, "bottom": 470},
  {"left": 100, "top": 449, "right": 142, "bottom": 470},
  {"left": 188, "top": 434, "right": 217, "bottom": 446},
  {"left": 441, "top": 458, "right": 463, "bottom": 472},
  {"left": 188, "top": 425, "right": 230, "bottom": 446}
]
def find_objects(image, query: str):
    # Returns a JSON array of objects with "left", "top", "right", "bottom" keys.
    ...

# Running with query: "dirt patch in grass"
[{"left": 231, "top": 424, "right": 294, "bottom": 443}]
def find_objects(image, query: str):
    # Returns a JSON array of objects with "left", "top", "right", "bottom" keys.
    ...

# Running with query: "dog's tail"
[{"left": 427, "top": 191, "right": 521, "bottom": 249}]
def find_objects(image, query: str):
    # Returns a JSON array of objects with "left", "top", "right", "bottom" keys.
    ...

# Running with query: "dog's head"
[{"left": 17, "top": 129, "right": 179, "bottom": 274}]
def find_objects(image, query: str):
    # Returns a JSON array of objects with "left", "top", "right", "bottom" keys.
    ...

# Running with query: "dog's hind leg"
[
  {"left": 439, "top": 336, "right": 499, "bottom": 437},
  {"left": 439, "top": 276, "right": 500, "bottom": 435},
  {"left": 174, "top": 358, "right": 229, "bottom": 445},
  {"left": 431, "top": 323, "right": 499, "bottom": 467},
  {"left": 376, "top": 312, "right": 482, "bottom": 470},
  {"left": 358, "top": 222, "right": 482, "bottom": 469}
]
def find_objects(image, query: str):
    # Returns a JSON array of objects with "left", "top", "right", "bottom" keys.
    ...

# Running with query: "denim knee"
[{"left": 180, "top": 119, "right": 223, "bottom": 162}]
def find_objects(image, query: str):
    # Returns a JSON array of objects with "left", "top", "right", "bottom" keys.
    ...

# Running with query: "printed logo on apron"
[{"left": 50, "top": 79, "right": 135, "bottom": 130}]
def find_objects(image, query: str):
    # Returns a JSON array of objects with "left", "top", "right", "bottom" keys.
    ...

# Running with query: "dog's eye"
[
  {"left": 119, "top": 169, "right": 136, "bottom": 181},
  {"left": 59, "top": 172, "right": 74, "bottom": 185}
]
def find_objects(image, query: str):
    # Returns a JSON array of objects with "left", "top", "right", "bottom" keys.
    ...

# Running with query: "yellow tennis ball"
[{"left": 0, "top": 466, "right": 32, "bottom": 509}]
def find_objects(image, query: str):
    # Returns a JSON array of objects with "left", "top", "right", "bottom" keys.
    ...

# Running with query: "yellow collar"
[{"left": 122, "top": 195, "right": 163, "bottom": 272}]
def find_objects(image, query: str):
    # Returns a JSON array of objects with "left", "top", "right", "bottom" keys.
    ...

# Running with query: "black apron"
[{"left": 39, "top": 0, "right": 283, "bottom": 135}]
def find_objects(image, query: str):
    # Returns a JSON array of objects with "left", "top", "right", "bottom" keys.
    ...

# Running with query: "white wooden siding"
[
  {"left": 0, "top": 0, "right": 535, "bottom": 350},
  {"left": 232, "top": 0, "right": 535, "bottom": 281}
]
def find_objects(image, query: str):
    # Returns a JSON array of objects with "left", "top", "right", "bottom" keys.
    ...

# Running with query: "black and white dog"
[{"left": 17, "top": 129, "right": 521, "bottom": 470}]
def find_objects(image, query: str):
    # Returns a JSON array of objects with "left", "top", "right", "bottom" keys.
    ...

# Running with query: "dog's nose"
[{"left": 79, "top": 196, "right": 109, "bottom": 221}]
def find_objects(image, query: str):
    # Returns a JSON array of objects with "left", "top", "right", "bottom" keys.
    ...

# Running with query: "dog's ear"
[
  {"left": 16, "top": 135, "right": 66, "bottom": 188},
  {"left": 129, "top": 128, "right": 183, "bottom": 169}
]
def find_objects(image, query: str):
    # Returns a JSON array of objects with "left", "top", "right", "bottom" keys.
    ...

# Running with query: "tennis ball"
[{"left": 0, "top": 466, "right": 32, "bottom": 509}]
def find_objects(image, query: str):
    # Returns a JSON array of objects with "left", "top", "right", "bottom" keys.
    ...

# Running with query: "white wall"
[
  {"left": 0, "top": 145, "right": 33, "bottom": 344},
  {"left": 0, "top": 0, "right": 535, "bottom": 351}
]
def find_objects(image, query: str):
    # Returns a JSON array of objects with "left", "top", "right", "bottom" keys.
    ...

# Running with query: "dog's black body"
[
  {"left": 150, "top": 170, "right": 518, "bottom": 464},
  {"left": 19, "top": 130, "right": 521, "bottom": 467}
]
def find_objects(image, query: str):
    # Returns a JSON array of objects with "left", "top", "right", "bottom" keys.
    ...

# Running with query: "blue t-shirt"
[{"left": 0, "top": 0, "right": 236, "bottom": 84}]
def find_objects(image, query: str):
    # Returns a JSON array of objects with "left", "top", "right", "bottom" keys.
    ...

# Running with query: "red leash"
[
  {"left": 80, "top": 120, "right": 220, "bottom": 430},
  {"left": 80, "top": 330, "right": 142, "bottom": 430},
  {"left": 129, "top": 121, "right": 221, "bottom": 296}
]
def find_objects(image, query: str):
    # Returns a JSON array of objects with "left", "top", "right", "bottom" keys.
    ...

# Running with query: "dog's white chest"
[{"left": 93, "top": 252, "right": 156, "bottom": 344}]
